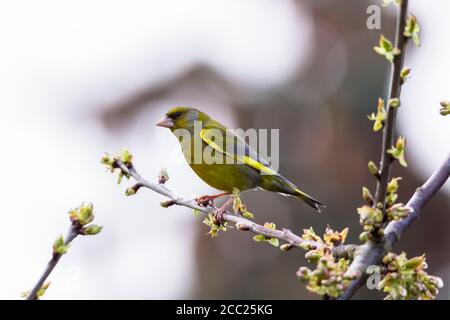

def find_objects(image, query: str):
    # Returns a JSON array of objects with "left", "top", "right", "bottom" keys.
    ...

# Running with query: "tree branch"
[
  {"left": 26, "top": 223, "right": 80, "bottom": 300},
  {"left": 384, "top": 152, "right": 450, "bottom": 246},
  {"left": 337, "top": 2, "right": 411, "bottom": 299},
  {"left": 115, "top": 160, "right": 328, "bottom": 251},
  {"left": 374, "top": 0, "right": 409, "bottom": 213},
  {"left": 26, "top": 204, "right": 101, "bottom": 300},
  {"left": 338, "top": 152, "right": 450, "bottom": 300}
]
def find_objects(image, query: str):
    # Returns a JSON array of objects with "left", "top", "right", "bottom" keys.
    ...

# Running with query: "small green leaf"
[
  {"left": 68, "top": 203, "right": 95, "bottom": 225},
  {"left": 120, "top": 148, "right": 133, "bottom": 164},
  {"left": 387, "top": 177, "right": 402, "bottom": 194},
  {"left": 268, "top": 238, "right": 279, "bottom": 247},
  {"left": 400, "top": 67, "right": 411, "bottom": 83},
  {"left": 203, "top": 213, "right": 228, "bottom": 237},
  {"left": 387, "top": 137, "right": 407, "bottom": 167},
  {"left": 82, "top": 224, "right": 103, "bottom": 236},
  {"left": 53, "top": 235, "right": 69, "bottom": 255},
  {"left": 362, "top": 187, "right": 374, "bottom": 204},
  {"left": 374, "top": 36, "right": 401, "bottom": 62},
  {"left": 368, "top": 98, "right": 386, "bottom": 131},
  {"left": 439, "top": 101, "right": 450, "bottom": 116},
  {"left": 368, "top": 161, "right": 379, "bottom": 177},
  {"left": 100, "top": 153, "right": 115, "bottom": 169},
  {"left": 404, "top": 15, "right": 421, "bottom": 47},
  {"left": 253, "top": 234, "right": 266, "bottom": 242},
  {"left": 125, "top": 187, "right": 137, "bottom": 196},
  {"left": 263, "top": 222, "right": 276, "bottom": 230},
  {"left": 242, "top": 211, "right": 254, "bottom": 219}
]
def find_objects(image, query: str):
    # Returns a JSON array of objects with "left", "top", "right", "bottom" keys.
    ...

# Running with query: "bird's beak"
[{"left": 156, "top": 116, "right": 174, "bottom": 128}]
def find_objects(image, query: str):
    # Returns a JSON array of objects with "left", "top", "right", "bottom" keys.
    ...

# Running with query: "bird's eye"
[{"left": 172, "top": 112, "right": 182, "bottom": 119}]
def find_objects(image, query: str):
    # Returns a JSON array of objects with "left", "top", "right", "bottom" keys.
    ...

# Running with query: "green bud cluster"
[
  {"left": 357, "top": 205, "right": 383, "bottom": 241},
  {"left": 101, "top": 149, "right": 133, "bottom": 185},
  {"left": 358, "top": 176, "right": 410, "bottom": 241},
  {"left": 203, "top": 213, "right": 230, "bottom": 237},
  {"left": 374, "top": 35, "right": 401, "bottom": 62},
  {"left": 69, "top": 203, "right": 103, "bottom": 236},
  {"left": 379, "top": 252, "right": 443, "bottom": 300},
  {"left": 297, "top": 227, "right": 354, "bottom": 298}
]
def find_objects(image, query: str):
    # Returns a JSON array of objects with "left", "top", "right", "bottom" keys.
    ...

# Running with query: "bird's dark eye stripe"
[{"left": 172, "top": 112, "right": 182, "bottom": 119}]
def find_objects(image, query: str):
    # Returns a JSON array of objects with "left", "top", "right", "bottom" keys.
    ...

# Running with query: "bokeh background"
[{"left": 0, "top": 0, "right": 448, "bottom": 299}]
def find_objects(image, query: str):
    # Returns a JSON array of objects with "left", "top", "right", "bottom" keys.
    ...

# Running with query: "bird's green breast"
[
  {"left": 189, "top": 162, "right": 260, "bottom": 192},
  {"left": 182, "top": 138, "right": 261, "bottom": 192}
]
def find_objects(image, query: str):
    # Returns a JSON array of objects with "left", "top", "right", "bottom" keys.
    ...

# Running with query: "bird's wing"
[{"left": 199, "top": 125, "right": 277, "bottom": 176}]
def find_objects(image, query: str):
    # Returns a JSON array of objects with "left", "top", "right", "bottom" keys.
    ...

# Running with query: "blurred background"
[{"left": 0, "top": 0, "right": 448, "bottom": 299}]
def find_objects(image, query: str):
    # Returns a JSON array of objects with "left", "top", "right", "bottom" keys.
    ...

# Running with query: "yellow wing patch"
[{"left": 200, "top": 128, "right": 276, "bottom": 175}]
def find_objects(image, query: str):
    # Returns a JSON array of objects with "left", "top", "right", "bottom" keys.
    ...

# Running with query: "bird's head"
[{"left": 156, "top": 107, "right": 208, "bottom": 131}]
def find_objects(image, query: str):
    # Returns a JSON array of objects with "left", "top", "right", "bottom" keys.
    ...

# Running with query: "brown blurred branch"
[{"left": 338, "top": 152, "right": 450, "bottom": 300}]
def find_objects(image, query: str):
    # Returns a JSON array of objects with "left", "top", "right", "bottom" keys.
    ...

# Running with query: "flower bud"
[
  {"left": 82, "top": 224, "right": 103, "bottom": 236},
  {"left": 53, "top": 235, "right": 69, "bottom": 255},
  {"left": 280, "top": 243, "right": 294, "bottom": 251},
  {"left": 236, "top": 223, "right": 250, "bottom": 231},
  {"left": 368, "top": 161, "right": 379, "bottom": 178}
]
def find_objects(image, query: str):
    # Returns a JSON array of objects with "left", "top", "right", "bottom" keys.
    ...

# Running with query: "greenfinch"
[{"left": 156, "top": 107, "right": 325, "bottom": 213}]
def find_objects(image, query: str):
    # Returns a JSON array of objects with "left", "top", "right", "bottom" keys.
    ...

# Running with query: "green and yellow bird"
[{"left": 156, "top": 107, "right": 325, "bottom": 217}]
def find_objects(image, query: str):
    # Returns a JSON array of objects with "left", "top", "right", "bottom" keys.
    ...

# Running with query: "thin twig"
[
  {"left": 374, "top": 0, "right": 409, "bottom": 216},
  {"left": 338, "top": 152, "right": 450, "bottom": 300},
  {"left": 26, "top": 222, "right": 81, "bottom": 300},
  {"left": 336, "top": 0, "right": 410, "bottom": 300}
]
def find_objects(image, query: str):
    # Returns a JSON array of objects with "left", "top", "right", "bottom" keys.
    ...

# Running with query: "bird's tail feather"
[
  {"left": 292, "top": 188, "right": 325, "bottom": 213},
  {"left": 261, "top": 174, "right": 325, "bottom": 212}
]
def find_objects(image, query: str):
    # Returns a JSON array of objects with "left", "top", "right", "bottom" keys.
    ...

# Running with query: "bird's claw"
[
  {"left": 195, "top": 192, "right": 230, "bottom": 208},
  {"left": 212, "top": 196, "right": 234, "bottom": 225},
  {"left": 196, "top": 195, "right": 215, "bottom": 208},
  {"left": 214, "top": 209, "right": 225, "bottom": 225}
]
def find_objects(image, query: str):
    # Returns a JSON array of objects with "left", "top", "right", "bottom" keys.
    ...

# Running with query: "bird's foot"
[
  {"left": 213, "top": 197, "right": 234, "bottom": 225},
  {"left": 196, "top": 192, "right": 230, "bottom": 208}
]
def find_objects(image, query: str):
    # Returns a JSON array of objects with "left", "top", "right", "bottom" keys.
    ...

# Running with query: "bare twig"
[
  {"left": 338, "top": 152, "right": 450, "bottom": 300},
  {"left": 26, "top": 223, "right": 81, "bottom": 300}
]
